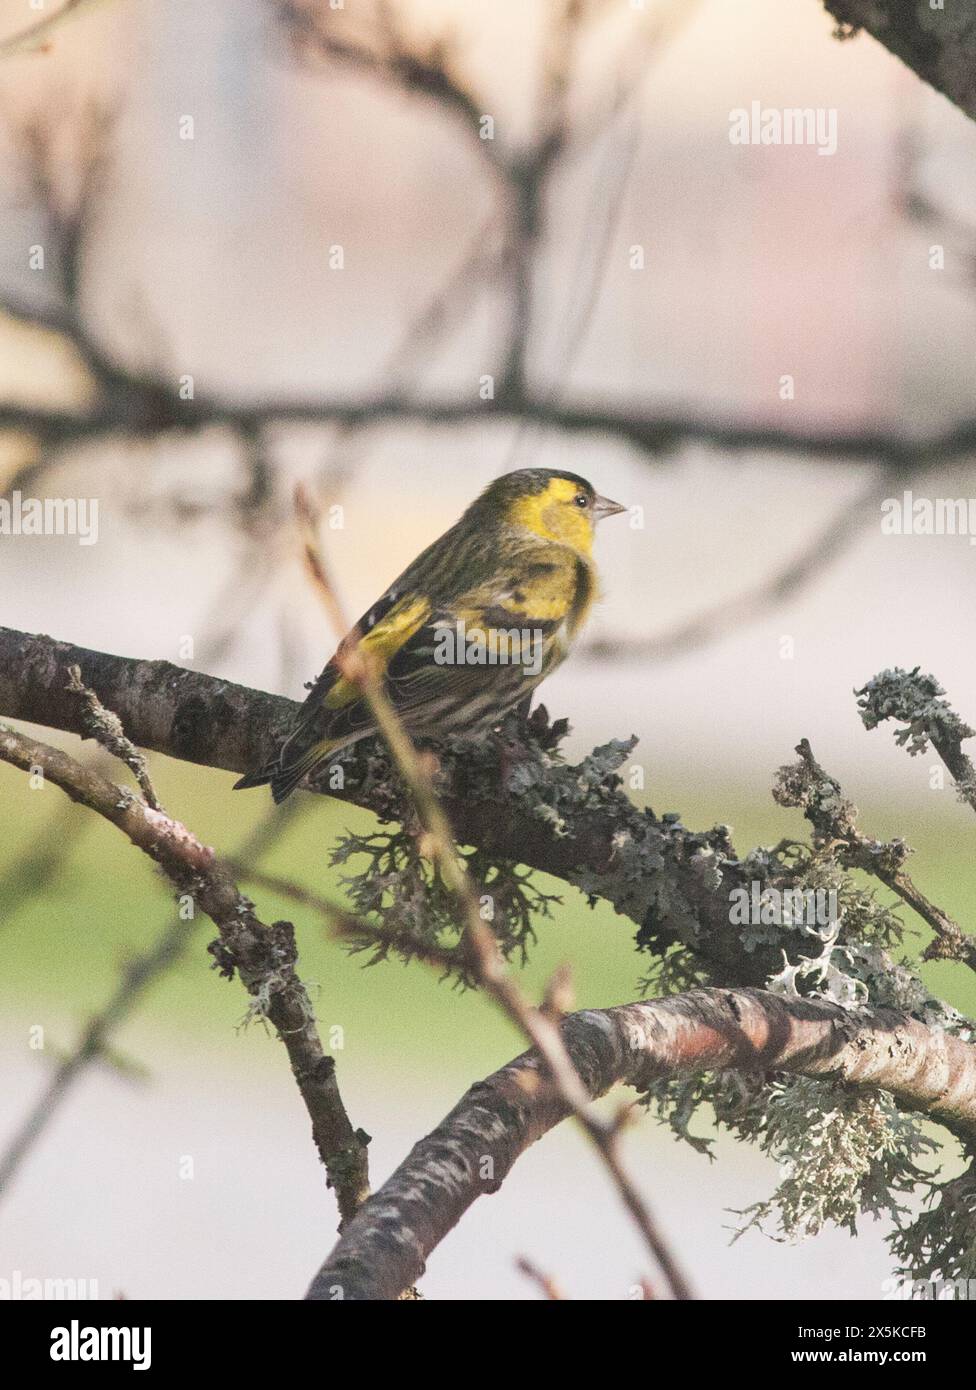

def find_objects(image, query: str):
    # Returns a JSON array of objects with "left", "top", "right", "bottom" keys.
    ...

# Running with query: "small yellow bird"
[{"left": 235, "top": 468, "right": 625, "bottom": 802}]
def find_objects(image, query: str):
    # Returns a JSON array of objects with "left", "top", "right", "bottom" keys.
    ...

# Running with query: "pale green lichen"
[
  {"left": 730, "top": 1078, "right": 937, "bottom": 1242},
  {"left": 333, "top": 828, "right": 560, "bottom": 975}
]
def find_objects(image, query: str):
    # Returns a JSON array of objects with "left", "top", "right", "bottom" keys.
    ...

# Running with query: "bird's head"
[{"left": 475, "top": 468, "right": 626, "bottom": 554}]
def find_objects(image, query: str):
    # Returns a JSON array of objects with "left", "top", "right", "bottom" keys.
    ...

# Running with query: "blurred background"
[{"left": 1, "top": 0, "right": 975, "bottom": 1299}]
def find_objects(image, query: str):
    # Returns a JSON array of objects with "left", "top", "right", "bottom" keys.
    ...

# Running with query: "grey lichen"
[
  {"left": 855, "top": 667, "right": 974, "bottom": 758},
  {"left": 889, "top": 1165, "right": 976, "bottom": 1288},
  {"left": 327, "top": 691, "right": 973, "bottom": 1278},
  {"left": 333, "top": 827, "right": 560, "bottom": 975}
]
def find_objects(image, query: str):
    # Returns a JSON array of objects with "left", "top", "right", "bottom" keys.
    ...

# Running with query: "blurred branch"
[
  {"left": 824, "top": 2, "right": 976, "bottom": 124},
  {"left": 274, "top": 0, "right": 501, "bottom": 171},
  {"left": 7, "top": 5, "right": 970, "bottom": 493},
  {"left": 0, "top": 101, "right": 184, "bottom": 449},
  {"left": 307, "top": 986, "right": 976, "bottom": 1300},
  {"left": 515, "top": 1257, "right": 564, "bottom": 1301},
  {"left": 0, "top": 797, "right": 89, "bottom": 923},
  {"left": 585, "top": 464, "right": 906, "bottom": 662},
  {"left": 0, "top": 910, "right": 189, "bottom": 1199},
  {"left": 0, "top": 717, "right": 370, "bottom": 1227},
  {"left": 7, "top": 385, "right": 976, "bottom": 471}
]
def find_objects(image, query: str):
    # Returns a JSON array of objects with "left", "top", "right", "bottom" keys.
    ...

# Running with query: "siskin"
[{"left": 235, "top": 468, "right": 626, "bottom": 802}]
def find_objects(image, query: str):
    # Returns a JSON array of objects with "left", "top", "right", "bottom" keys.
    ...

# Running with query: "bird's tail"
[{"left": 233, "top": 739, "right": 334, "bottom": 804}]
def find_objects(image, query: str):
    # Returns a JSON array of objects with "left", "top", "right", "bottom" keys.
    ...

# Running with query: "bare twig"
[{"left": 516, "top": 1256, "right": 564, "bottom": 1300}]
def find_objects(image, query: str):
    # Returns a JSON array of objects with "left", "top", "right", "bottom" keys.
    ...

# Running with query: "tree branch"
[
  {"left": 824, "top": 2, "right": 976, "bottom": 124},
  {"left": 307, "top": 986, "right": 976, "bottom": 1300},
  {"left": 7, "top": 384, "right": 976, "bottom": 471},
  {"left": 0, "top": 624, "right": 822, "bottom": 991},
  {"left": 0, "top": 719, "right": 370, "bottom": 1227},
  {"left": 776, "top": 738, "right": 976, "bottom": 973}
]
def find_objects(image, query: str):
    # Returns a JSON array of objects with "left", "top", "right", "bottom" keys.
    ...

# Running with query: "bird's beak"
[{"left": 592, "top": 494, "right": 626, "bottom": 520}]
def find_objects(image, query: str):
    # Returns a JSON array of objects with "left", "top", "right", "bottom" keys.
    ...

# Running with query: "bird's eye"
[{"left": 574, "top": 493, "right": 589, "bottom": 508}]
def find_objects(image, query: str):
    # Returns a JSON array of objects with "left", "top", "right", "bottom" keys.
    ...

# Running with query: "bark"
[
  {"left": 824, "top": 1, "right": 976, "bottom": 122},
  {"left": 0, "top": 624, "right": 791, "bottom": 989},
  {"left": 307, "top": 987, "right": 976, "bottom": 1300}
]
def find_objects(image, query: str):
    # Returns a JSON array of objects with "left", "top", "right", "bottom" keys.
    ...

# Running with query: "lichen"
[
  {"left": 730, "top": 1078, "right": 937, "bottom": 1242},
  {"left": 855, "top": 667, "right": 975, "bottom": 758},
  {"left": 889, "top": 1165, "right": 976, "bottom": 1286}
]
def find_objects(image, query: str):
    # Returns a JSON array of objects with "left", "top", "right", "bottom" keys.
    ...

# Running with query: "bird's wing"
[
  {"left": 370, "top": 544, "right": 588, "bottom": 728},
  {"left": 286, "top": 588, "right": 432, "bottom": 747},
  {"left": 290, "top": 532, "right": 588, "bottom": 746}
]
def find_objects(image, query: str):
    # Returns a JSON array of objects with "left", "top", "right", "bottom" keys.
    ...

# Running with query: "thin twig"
[
  {"left": 516, "top": 1256, "right": 564, "bottom": 1300},
  {"left": 65, "top": 664, "right": 161, "bottom": 808}
]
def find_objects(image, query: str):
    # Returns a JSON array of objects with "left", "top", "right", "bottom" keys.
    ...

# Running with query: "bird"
[{"left": 234, "top": 467, "right": 626, "bottom": 803}]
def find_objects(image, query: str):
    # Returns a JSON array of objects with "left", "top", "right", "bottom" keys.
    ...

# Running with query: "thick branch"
[
  {"left": 824, "top": 3, "right": 976, "bottom": 124},
  {"left": 0, "top": 625, "right": 804, "bottom": 989},
  {"left": 307, "top": 987, "right": 976, "bottom": 1300}
]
